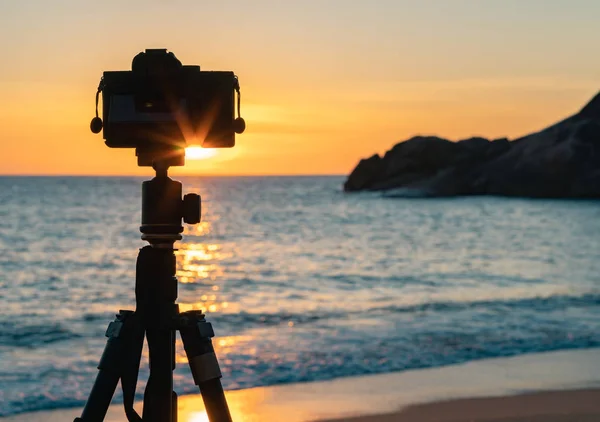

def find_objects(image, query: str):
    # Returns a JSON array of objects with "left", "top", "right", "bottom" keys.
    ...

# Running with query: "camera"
[{"left": 90, "top": 49, "right": 245, "bottom": 167}]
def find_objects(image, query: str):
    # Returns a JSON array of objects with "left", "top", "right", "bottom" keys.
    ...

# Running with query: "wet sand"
[{"left": 3, "top": 349, "right": 599, "bottom": 422}]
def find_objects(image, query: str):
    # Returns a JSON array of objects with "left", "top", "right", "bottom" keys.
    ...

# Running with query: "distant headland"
[{"left": 344, "top": 91, "right": 600, "bottom": 198}]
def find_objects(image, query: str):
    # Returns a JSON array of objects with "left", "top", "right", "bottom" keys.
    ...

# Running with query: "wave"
[
  {"left": 0, "top": 321, "right": 81, "bottom": 348},
  {"left": 2, "top": 292, "right": 595, "bottom": 349},
  {"left": 210, "top": 292, "right": 600, "bottom": 328},
  {"left": 52, "top": 292, "right": 600, "bottom": 335}
]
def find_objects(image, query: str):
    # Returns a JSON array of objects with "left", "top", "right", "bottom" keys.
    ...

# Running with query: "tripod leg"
[
  {"left": 75, "top": 311, "right": 140, "bottom": 422},
  {"left": 142, "top": 324, "right": 175, "bottom": 421},
  {"left": 179, "top": 311, "right": 232, "bottom": 422}
]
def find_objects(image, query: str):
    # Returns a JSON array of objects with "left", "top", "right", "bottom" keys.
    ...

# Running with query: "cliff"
[{"left": 344, "top": 92, "right": 600, "bottom": 198}]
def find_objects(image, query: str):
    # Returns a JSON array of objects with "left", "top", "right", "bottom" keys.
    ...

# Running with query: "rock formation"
[{"left": 344, "top": 92, "right": 600, "bottom": 198}]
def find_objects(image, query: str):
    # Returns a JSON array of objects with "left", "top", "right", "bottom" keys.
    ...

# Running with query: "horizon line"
[{"left": 0, "top": 173, "right": 347, "bottom": 178}]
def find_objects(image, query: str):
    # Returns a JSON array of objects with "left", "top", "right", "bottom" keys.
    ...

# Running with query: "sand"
[
  {"left": 319, "top": 389, "right": 600, "bottom": 421},
  {"left": 3, "top": 348, "right": 600, "bottom": 422}
]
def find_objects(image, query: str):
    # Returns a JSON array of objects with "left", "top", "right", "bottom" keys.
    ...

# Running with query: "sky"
[{"left": 0, "top": 0, "right": 599, "bottom": 176}]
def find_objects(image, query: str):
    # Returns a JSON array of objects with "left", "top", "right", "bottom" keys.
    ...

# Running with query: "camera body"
[{"left": 95, "top": 49, "right": 243, "bottom": 166}]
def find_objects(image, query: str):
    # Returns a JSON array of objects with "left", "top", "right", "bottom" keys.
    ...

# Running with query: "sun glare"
[
  {"left": 188, "top": 412, "right": 209, "bottom": 422},
  {"left": 185, "top": 147, "right": 217, "bottom": 160}
]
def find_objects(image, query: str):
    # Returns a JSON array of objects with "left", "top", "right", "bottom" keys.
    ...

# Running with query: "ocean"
[{"left": 1, "top": 175, "right": 600, "bottom": 417}]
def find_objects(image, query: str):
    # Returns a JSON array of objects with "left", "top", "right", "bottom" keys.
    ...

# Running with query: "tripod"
[{"left": 75, "top": 166, "right": 232, "bottom": 422}]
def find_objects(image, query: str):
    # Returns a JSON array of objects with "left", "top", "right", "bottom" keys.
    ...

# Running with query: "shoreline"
[{"left": 3, "top": 348, "right": 599, "bottom": 421}]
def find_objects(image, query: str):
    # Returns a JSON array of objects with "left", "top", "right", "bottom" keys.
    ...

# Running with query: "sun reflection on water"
[{"left": 175, "top": 242, "right": 231, "bottom": 284}]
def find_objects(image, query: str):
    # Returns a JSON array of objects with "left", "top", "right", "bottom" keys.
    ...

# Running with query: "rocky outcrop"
[{"left": 344, "top": 92, "right": 600, "bottom": 198}]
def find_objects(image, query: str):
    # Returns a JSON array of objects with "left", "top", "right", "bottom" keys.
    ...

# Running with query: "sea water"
[{"left": 1, "top": 176, "right": 599, "bottom": 416}]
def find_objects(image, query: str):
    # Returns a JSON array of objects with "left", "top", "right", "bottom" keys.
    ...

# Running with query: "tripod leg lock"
[
  {"left": 197, "top": 320, "right": 215, "bottom": 338},
  {"left": 189, "top": 352, "right": 222, "bottom": 384},
  {"left": 105, "top": 319, "right": 123, "bottom": 338},
  {"left": 96, "top": 311, "right": 134, "bottom": 371},
  {"left": 105, "top": 310, "right": 134, "bottom": 338},
  {"left": 179, "top": 312, "right": 224, "bottom": 384},
  {"left": 187, "top": 321, "right": 222, "bottom": 384}
]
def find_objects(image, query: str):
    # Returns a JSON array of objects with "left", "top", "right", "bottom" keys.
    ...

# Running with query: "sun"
[{"left": 185, "top": 147, "right": 218, "bottom": 160}]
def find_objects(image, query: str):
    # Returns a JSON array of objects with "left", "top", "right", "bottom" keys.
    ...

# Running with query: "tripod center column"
[{"left": 138, "top": 168, "right": 185, "bottom": 422}]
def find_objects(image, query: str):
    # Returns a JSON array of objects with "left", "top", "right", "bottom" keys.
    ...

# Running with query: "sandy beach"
[
  {"left": 3, "top": 348, "right": 599, "bottom": 422},
  {"left": 320, "top": 389, "right": 600, "bottom": 421}
]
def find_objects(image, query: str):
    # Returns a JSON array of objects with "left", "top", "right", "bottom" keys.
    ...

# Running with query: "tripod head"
[
  {"left": 141, "top": 162, "right": 200, "bottom": 247},
  {"left": 87, "top": 48, "right": 245, "bottom": 244}
]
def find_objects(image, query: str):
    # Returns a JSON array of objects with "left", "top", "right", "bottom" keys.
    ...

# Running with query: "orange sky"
[{"left": 1, "top": 1, "right": 599, "bottom": 176}]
